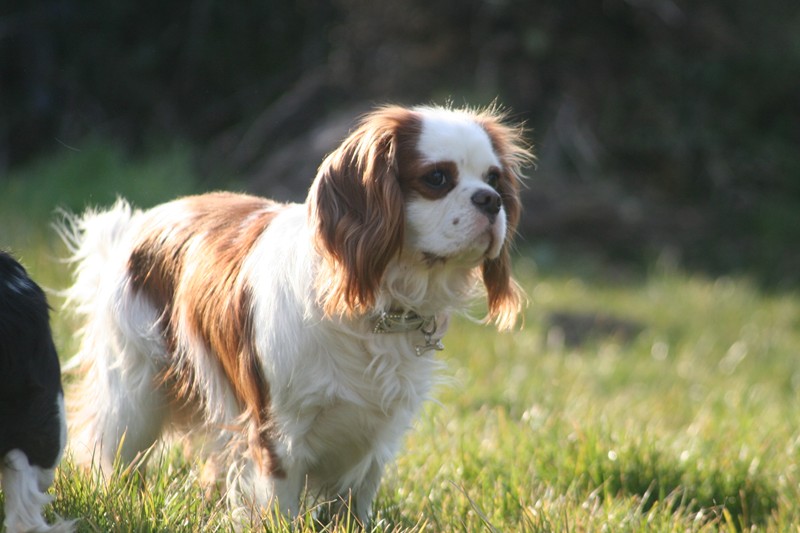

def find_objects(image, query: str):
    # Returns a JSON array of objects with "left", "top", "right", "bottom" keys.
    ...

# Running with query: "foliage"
[
  {"left": 3, "top": 0, "right": 798, "bottom": 286},
  {"left": 0, "top": 140, "right": 197, "bottom": 247},
  {"left": 3, "top": 0, "right": 798, "bottom": 202}
]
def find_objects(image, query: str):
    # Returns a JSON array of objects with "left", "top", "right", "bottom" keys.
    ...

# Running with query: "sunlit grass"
[
  {"left": 421, "top": 256, "right": 800, "bottom": 531},
  {"left": 2, "top": 145, "right": 800, "bottom": 530}
]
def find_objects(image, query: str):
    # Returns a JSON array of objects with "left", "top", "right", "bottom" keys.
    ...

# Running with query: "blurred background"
[
  {"left": 2, "top": 0, "right": 799, "bottom": 285},
  {"left": 3, "top": 4, "right": 800, "bottom": 527}
]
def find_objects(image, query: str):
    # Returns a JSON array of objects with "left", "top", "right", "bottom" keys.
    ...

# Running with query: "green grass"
[{"left": 2, "top": 144, "right": 800, "bottom": 531}]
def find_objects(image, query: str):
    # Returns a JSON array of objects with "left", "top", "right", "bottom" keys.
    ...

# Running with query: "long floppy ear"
[
  {"left": 307, "top": 106, "right": 413, "bottom": 317},
  {"left": 476, "top": 106, "right": 534, "bottom": 330}
]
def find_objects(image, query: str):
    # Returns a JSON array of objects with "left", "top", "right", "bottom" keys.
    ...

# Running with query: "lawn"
[{"left": 2, "top": 144, "right": 799, "bottom": 531}]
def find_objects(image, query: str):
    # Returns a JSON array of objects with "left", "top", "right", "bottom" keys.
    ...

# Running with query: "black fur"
[{"left": 0, "top": 251, "right": 63, "bottom": 469}]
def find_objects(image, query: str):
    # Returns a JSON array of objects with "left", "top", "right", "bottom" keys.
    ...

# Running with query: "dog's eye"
[
  {"left": 486, "top": 171, "right": 500, "bottom": 190},
  {"left": 423, "top": 170, "right": 449, "bottom": 189}
]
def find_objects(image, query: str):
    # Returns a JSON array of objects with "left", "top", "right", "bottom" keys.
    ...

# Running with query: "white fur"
[
  {"left": 2, "top": 396, "right": 73, "bottom": 533},
  {"left": 62, "top": 201, "right": 452, "bottom": 524},
  {"left": 230, "top": 206, "right": 448, "bottom": 518},
  {"left": 59, "top": 201, "right": 172, "bottom": 468},
  {"left": 407, "top": 106, "right": 507, "bottom": 261},
  {"left": 60, "top": 106, "right": 518, "bottom": 526}
]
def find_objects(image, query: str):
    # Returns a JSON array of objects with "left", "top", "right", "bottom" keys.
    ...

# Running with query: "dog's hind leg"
[
  {"left": 60, "top": 201, "right": 170, "bottom": 473},
  {"left": 65, "top": 284, "right": 170, "bottom": 474}
]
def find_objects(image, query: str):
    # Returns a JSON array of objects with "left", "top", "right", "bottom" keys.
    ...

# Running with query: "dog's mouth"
[
  {"left": 484, "top": 231, "right": 502, "bottom": 259},
  {"left": 420, "top": 232, "right": 500, "bottom": 268},
  {"left": 421, "top": 251, "right": 448, "bottom": 267}
]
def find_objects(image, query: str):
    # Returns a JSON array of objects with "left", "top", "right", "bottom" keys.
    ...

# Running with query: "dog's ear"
[
  {"left": 476, "top": 106, "right": 533, "bottom": 330},
  {"left": 482, "top": 251, "right": 525, "bottom": 331},
  {"left": 308, "top": 107, "right": 415, "bottom": 317}
]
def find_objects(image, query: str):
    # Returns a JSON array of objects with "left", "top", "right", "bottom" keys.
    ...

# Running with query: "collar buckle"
[{"left": 373, "top": 310, "right": 445, "bottom": 356}]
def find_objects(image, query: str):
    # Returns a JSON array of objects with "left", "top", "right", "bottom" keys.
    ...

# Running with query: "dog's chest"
[{"left": 280, "top": 332, "right": 439, "bottom": 474}]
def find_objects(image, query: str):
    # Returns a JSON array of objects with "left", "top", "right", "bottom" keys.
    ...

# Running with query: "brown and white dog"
[{"left": 59, "top": 104, "right": 531, "bottom": 524}]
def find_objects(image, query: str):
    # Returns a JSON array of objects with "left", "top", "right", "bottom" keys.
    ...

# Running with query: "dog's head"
[{"left": 308, "top": 104, "right": 532, "bottom": 329}]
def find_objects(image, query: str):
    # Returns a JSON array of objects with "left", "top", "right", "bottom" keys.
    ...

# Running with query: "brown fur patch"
[
  {"left": 308, "top": 106, "right": 423, "bottom": 316},
  {"left": 128, "top": 192, "right": 286, "bottom": 476},
  {"left": 399, "top": 160, "right": 459, "bottom": 200},
  {"left": 474, "top": 109, "right": 534, "bottom": 330}
]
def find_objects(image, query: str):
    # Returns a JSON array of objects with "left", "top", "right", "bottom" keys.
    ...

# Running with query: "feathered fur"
[{"left": 59, "top": 104, "right": 532, "bottom": 525}]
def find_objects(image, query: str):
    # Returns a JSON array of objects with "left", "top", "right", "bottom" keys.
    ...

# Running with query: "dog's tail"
[
  {"left": 57, "top": 199, "right": 170, "bottom": 470},
  {"left": 55, "top": 198, "right": 139, "bottom": 373}
]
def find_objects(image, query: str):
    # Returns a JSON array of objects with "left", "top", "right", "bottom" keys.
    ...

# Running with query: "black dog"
[{"left": 0, "top": 251, "right": 71, "bottom": 532}]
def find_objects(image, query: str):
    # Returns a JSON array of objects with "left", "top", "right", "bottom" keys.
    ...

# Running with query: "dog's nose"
[{"left": 471, "top": 189, "right": 502, "bottom": 221}]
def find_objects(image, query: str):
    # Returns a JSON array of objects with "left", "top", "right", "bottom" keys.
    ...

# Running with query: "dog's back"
[{"left": 0, "top": 251, "right": 71, "bottom": 532}]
